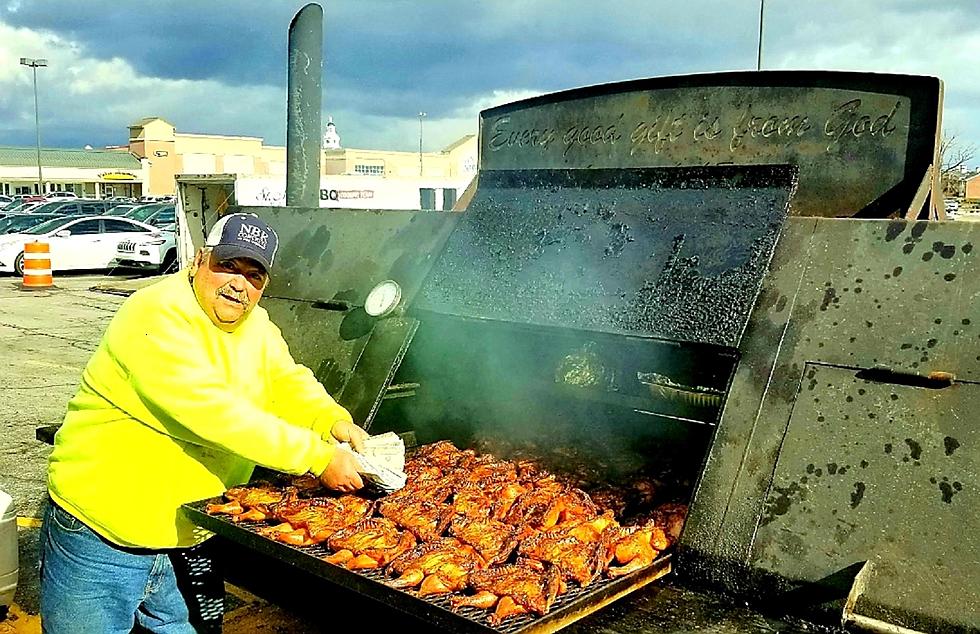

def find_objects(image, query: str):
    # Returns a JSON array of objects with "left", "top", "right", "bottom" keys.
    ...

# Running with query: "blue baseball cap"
[{"left": 205, "top": 213, "right": 279, "bottom": 273}]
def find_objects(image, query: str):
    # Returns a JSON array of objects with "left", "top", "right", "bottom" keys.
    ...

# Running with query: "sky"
[{"left": 0, "top": 0, "right": 977, "bottom": 165}]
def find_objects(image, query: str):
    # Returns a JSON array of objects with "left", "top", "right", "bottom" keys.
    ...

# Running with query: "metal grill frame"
[{"left": 183, "top": 498, "right": 671, "bottom": 634}]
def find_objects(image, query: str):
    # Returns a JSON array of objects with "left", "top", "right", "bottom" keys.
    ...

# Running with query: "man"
[{"left": 41, "top": 213, "right": 367, "bottom": 633}]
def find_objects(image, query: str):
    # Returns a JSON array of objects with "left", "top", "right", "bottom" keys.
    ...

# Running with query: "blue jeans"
[{"left": 40, "top": 501, "right": 223, "bottom": 633}]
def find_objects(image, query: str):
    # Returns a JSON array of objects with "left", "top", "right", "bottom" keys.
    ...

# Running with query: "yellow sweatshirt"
[{"left": 48, "top": 272, "right": 352, "bottom": 548}]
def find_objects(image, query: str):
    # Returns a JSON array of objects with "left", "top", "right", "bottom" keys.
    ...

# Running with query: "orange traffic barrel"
[{"left": 22, "top": 241, "right": 53, "bottom": 288}]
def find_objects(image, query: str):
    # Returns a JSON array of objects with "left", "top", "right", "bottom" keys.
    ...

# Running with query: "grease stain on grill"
[
  {"left": 761, "top": 481, "right": 802, "bottom": 525},
  {"left": 932, "top": 241, "right": 956, "bottom": 259},
  {"left": 850, "top": 482, "right": 866, "bottom": 509},
  {"left": 944, "top": 436, "right": 960, "bottom": 456},
  {"left": 819, "top": 287, "right": 837, "bottom": 311},
  {"left": 904, "top": 439, "right": 922, "bottom": 461},
  {"left": 884, "top": 221, "right": 905, "bottom": 242},
  {"left": 939, "top": 481, "right": 962, "bottom": 504}
]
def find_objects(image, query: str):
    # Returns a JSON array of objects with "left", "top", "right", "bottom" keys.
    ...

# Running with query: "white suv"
[
  {"left": 114, "top": 230, "right": 178, "bottom": 274},
  {"left": 46, "top": 191, "right": 78, "bottom": 200}
]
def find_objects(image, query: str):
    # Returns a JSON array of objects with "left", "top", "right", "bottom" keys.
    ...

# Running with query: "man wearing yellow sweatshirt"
[{"left": 41, "top": 213, "right": 366, "bottom": 633}]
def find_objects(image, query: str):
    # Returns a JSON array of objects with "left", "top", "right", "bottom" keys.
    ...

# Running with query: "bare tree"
[{"left": 939, "top": 134, "right": 977, "bottom": 197}]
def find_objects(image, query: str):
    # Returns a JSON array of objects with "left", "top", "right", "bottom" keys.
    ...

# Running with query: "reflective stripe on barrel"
[{"left": 23, "top": 241, "right": 53, "bottom": 287}]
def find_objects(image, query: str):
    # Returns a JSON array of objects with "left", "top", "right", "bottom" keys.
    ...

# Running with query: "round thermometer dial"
[{"left": 364, "top": 280, "right": 402, "bottom": 317}]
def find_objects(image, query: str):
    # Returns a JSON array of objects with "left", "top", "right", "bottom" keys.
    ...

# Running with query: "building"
[
  {"left": 1, "top": 116, "right": 478, "bottom": 206},
  {"left": 127, "top": 116, "right": 477, "bottom": 198},
  {"left": 965, "top": 172, "right": 980, "bottom": 201},
  {"left": 0, "top": 146, "right": 146, "bottom": 198}
]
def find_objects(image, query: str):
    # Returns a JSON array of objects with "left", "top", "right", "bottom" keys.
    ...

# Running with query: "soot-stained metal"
[{"left": 416, "top": 166, "right": 796, "bottom": 348}]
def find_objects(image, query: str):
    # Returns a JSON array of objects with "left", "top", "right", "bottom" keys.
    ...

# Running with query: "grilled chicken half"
[
  {"left": 325, "top": 517, "right": 416, "bottom": 570},
  {"left": 451, "top": 560, "right": 561, "bottom": 624},
  {"left": 387, "top": 537, "right": 487, "bottom": 596}
]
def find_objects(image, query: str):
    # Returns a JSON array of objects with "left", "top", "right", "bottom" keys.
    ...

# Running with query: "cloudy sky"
[{"left": 0, "top": 0, "right": 977, "bottom": 164}]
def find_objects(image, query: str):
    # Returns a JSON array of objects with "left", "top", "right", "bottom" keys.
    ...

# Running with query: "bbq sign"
[{"left": 479, "top": 72, "right": 941, "bottom": 218}]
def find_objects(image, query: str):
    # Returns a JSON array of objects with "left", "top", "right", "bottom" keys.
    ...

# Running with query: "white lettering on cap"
[{"left": 237, "top": 223, "right": 269, "bottom": 249}]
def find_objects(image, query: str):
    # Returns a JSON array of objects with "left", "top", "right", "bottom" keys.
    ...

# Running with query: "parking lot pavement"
[{"left": 0, "top": 270, "right": 159, "bottom": 622}]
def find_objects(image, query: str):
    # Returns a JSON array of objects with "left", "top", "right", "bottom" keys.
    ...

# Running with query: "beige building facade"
[
  {"left": 0, "top": 146, "right": 147, "bottom": 198},
  {"left": 127, "top": 117, "right": 477, "bottom": 197}
]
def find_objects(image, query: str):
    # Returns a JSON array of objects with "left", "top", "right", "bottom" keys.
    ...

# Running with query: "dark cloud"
[{"left": 2, "top": 1, "right": 979, "bottom": 154}]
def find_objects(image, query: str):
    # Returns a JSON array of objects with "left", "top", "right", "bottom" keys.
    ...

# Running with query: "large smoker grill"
[{"left": 179, "top": 71, "right": 979, "bottom": 633}]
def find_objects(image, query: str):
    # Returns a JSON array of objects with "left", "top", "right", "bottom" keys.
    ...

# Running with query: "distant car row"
[{"left": 0, "top": 201, "right": 177, "bottom": 276}]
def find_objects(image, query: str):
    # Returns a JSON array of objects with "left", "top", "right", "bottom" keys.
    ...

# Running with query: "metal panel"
[
  {"left": 479, "top": 71, "right": 941, "bottom": 218},
  {"left": 245, "top": 206, "right": 461, "bottom": 305},
  {"left": 683, "top": 217, "right": 980, "bottom": 631},
  {"left": 236, "top": 206, "right": 459, "bottom": 420},
  {"left": 416, "top": 166, "right": 794, "bottom": 348},
  {"left": 752, "top": 363, "right": 979, "bottom": 632}
]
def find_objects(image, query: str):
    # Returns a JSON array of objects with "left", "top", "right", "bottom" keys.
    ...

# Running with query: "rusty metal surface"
[
  {"left": 682, "top": 217, "right": 980, "bottom": 631},
  {"left": 479, "top": 71, "right": 941, "bottom": 218},
  {"left": 416, "top": 166, "right": 794, "bottom": 348},
  {"left": 752, "top": 363, "right": 979, "bottom": 632},
  {"left": 563, "top": 583, "right": 835, "bottom": 634}
]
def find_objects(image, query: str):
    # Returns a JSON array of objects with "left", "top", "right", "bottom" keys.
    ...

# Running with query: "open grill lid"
[{"left": 415, "top": 165, "right": 796, "bottom": 349}]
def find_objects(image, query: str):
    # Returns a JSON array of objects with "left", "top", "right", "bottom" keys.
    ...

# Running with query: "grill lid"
[{"left": 416, "top": 165, "right": 796, "bottom": 348}]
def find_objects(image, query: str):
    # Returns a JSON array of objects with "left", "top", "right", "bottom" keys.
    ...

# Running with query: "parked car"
[
  {"left": 114, "top": 229, "right": 178, "bottom": 274},
  {"left": 0, "top": 215, "right": 164, "bottom": 275},
  {"left": 116, "top": 203, "right": 171, "bottom": 223},
  {"left": 143, "top": 205, "right": 176, "bottom": 228},
  {"left": 2, "top": 196, "right": 46, "bottom": 212},
  {"left": 0, "top": 214, "right": 60, "bottom": 235},
  {"left": 27, "top": 200, "right": 111, "bottom": 216},
  {"left": 0, "top": 195, "right": 12, "bottom": 206},
  {"left": 46, "top": 191, "right": 78, "bottom": 200}
]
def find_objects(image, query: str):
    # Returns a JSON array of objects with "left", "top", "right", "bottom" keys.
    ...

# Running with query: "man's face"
[{"left": 190, "top": 249, "right": 269, "bottom": 332}]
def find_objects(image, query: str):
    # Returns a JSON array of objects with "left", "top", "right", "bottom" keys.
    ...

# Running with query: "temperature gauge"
[{"left": 364, "top": 279, "right": 402, "bottom": 317}]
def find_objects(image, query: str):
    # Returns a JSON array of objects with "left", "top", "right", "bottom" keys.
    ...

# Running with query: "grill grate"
[{"left": 184, "top": 497, "right": 671, "bottom": 634}]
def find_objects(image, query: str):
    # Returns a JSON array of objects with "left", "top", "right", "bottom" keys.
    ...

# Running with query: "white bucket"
[{"left": 0, "top": 490, "right": 17, "bottom": 608}]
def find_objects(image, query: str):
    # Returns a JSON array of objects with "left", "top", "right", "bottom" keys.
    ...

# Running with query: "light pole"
[
  {"left": 756, "top": 0, "right": 765, "bottom": 71},
  {"left": 418, "top": 112, "right": 426, "bottom": 176},
  {"left": 20, "top": 57, "right": 47, "bottom": 195}
]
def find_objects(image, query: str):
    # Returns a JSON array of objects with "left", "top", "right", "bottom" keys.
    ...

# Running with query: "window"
[
  {"left": 66, "top": 220, "right": 101, "bottom": 235},
  {"left": 354, "top": 164, "right": 384, "bottom": 176},
  {"left": 103, "top": 219, "right": 146, "bottom": 233},
  {"left": 55, "top": 202, "right": 82, "bottom": 215},
  {"left": 442, "top": 188, "right": 457, "bottom": 211},
  {"left": 420, "top": 188, "right": 436, "bottom": 210},
  {"left": 79, "top": 202, "right": 106, "bottom": 215}
]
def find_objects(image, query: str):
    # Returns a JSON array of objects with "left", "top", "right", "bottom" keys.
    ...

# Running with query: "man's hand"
[
  {"left": 318, "top": 447, "right": 364, "bottom": 493},
  {"left": 330, "top": 419, "right": 369, "bottom": 453}
]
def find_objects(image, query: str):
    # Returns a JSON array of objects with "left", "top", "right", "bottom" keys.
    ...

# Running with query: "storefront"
[{"left": 0, "top": 146, "right": 147, "bottom": 198}]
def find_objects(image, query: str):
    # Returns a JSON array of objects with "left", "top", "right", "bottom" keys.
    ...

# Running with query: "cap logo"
[{"left": 238, "top": 223, "right": 269, "bottom": 249}]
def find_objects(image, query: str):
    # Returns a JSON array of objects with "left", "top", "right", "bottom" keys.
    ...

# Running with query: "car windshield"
[
  {"left": 107, "top": 204, "right": 138, "bottom": 216},
  {"left": 0, "top": 215, "right": 59, "bottom": 234},
  {"left": 147, "top": 206, "right": 176, "bottom": 226},
  {"left": 30, "top": 201, "right": 72, "bottom": 214},
  {"left": 127, "top": 204, "right": 164, "bottom": 221},
  {"left": 22, "top": 217, "right": 76, "bottom": 235}
]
